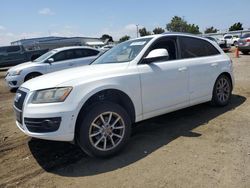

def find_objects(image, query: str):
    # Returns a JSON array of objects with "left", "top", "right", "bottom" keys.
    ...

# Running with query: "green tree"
[
  {"left": 166, "top": 16, "right": 187, "bottom": 32},
  {"left": 204, "top": 26, "right": 218, "bottom": 34},
  {"left": 229, "top": 22, "right": 243, "bottom": 31},
  {"left": 187, "top": 24, "right": 201, "bottom": 34},
  {"left": 153, "top": 27, "right": 165, "bottom": 34},
  {"left": 100, "top": 34, "right": 114, "bottom": 42},
  {"left": 139, "top": 27, "right": 151, "bottom": 37},
  {"left": 166, "top": 16, "right": 201, "bottom": 34},
  {"left": 119, "top": 35, "right": 130, "bottom": 42}
]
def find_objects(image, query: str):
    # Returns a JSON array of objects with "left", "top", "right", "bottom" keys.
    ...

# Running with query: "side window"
[
  {"left": 179, "top": 37, "right": 220, "bottom": 59},
  {"left": 0, "top": 47, "right": 7, "bottom": 54},
  {"left": 6, "top": 46, "right": 21, "bottom": 53},
  {"left": 224, "top": 36, "right": 232, "bottom": 39},
  {"left": 74, "top": 49, "right": 85, "bottom": 58},
  {"left": 52, "top": 51, "right": 67, "bottom": 62},
  {"left": 65, "top": 50, "right": 75, "bottom": 59},
  {"left": 74, "top": 49, "right": 99, "bottom": 58},
  {"left": 83, "top": 49, "right": 100, "bottom": 57},
  {"left": 148, "top": 37, "right": 177, "bottom": 61}
]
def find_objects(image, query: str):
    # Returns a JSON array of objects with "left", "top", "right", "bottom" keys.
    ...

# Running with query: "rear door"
[{"left": 178, "top": 36, "right": 221, "bottom": 104}]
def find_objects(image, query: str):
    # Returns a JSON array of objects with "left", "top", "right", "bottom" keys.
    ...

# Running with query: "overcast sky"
[{"left": 0, "top": 0, "right": 249, "bottom": 45}]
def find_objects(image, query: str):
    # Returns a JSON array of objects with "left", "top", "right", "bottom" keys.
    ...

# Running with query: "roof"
[
  {"left": 51, "top": 46, "right": 100, "bottom": 52},
  {"left": 133, "top": 32, "right": 205, "bottom": 41}
]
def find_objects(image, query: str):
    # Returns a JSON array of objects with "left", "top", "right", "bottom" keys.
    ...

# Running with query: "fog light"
[{"left": 24, "top": 117, "right": 61, "bottom": 133}]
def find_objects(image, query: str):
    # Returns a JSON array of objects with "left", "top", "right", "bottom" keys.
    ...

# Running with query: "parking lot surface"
[{"left": 0, "top": 51, "right": 250, "bottom": 188}]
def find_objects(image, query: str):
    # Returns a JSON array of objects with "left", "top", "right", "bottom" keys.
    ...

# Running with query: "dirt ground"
[{"left": 0, "top": 50, "right": 250, "bottom": 188}]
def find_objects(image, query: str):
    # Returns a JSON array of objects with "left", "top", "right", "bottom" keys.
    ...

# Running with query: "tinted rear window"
[{"left": 179, "top": 37, "right": 220, "bottom": 59}]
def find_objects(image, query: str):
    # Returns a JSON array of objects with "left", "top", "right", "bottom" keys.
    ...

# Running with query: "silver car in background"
[
  {"left": 238, "top": 33, "right": 250, "bottom": 55},
  {"left": 5, "top": 46, "right": 101, "bottom": 90}
]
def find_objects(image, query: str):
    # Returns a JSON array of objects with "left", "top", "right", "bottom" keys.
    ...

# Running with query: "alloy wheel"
[
  {"left": 216, "top": 77, "right": 230, "bottom": 103},
  {"left": 88, "top": 112, "right": 125, "bottom": 151}
]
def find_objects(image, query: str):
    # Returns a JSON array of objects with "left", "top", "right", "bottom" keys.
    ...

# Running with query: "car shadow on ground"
[{"left": 28, "top": 94, "right": 246, "bottom": 177}]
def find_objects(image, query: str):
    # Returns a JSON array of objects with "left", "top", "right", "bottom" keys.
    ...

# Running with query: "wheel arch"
[
  {"left": 74, "top": 88, "right": 136, "bottom": 137},
  {"left": 216, "top": 72, "right": 233, "bottom": 89},
  {"left": 24, "top": 72, "right": 43, "bottom": 81}
]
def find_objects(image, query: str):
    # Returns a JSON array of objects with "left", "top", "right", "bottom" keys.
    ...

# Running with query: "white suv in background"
[
  {"left": 223, "top": 34, "right": 239, "bottom": 46},
  {"left": 14, "top": 33, "right": 234, "bottom": 157},
  {"left": 5, "top": 46, "right": 101, "bottom": 90}
]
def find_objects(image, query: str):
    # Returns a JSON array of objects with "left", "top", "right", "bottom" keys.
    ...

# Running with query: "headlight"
[
  {"left": 9, "top": 70, "right": 22, "bottom": 76},
  {"left": 31, "top": 87, "right": 72, "bottom": 103}
]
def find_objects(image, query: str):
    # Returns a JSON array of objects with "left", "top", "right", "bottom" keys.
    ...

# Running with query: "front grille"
[{"left": 14, "top": 89, "right": 27, "bottom": 111}]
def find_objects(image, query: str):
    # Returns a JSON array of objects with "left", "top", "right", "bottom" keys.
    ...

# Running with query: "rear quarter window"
[{"left": 179, "top": 37, "right": 220, "bottom": 59}]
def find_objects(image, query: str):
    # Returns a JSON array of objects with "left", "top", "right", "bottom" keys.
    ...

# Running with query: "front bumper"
[
  {"left": 14, "top": 88, "right": 77, "bottom": 141},
  {"left": 5, "top": 74, "right": 24, "bottom": 89}
]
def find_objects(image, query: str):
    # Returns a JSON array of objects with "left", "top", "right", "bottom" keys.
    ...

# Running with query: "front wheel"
[
  {"left": 76, "top": 102, "right": 131, "bottom": 158},
  {"left": 211, "top": 75, "right": 232, "bottom": 106}
]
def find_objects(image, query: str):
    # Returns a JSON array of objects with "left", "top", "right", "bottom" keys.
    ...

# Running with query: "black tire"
[
  {"left": 211, "top": 74, "right": 232, "bottom": 106},
  {"left": 76, "top": 102, "right": 131, "bottom": 158},
  {"left": 233, "top": 41, "right": 238, "bottom": 46},
  {"left": 24, "top": 72, "right": 42, "bottom": 82}
]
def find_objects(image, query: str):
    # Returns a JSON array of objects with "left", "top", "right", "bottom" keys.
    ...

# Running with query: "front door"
[{"left": 138, "top": 37, "right": 189, "bottom": 119}]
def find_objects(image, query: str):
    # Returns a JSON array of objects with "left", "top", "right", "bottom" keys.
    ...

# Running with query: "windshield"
[
  {"left": 33, "top": 50, "right": 55, "bottom": 62},
  {"left": 92, "top": 38, "right": 152, "bottom": 64}
]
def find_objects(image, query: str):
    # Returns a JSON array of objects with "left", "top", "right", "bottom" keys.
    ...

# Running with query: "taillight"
[{"left": 246, "top": 39, "right": 250, "bottom": 42}]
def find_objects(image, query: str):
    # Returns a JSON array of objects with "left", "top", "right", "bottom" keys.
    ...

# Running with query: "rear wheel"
[
  {"left": 76, "top": 102, "right": 131, "bottom": 158},
  {"left": 211, "top": 75, "right": 232, "bottom": 106}
]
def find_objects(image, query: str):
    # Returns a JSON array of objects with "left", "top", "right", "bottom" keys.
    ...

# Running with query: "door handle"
[
  {"left": 211, "top": 63, "right": 218, "bottom": 67},
  {"left": 178, "top": 67, "right": 187, "bottom": 72}
]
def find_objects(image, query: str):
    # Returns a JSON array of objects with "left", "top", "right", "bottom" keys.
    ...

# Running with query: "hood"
[
  {"left": 8, "top": 61, "right": 39, "bottom": 73},
  {"left": 21, "top": 63, "right": 129, "bottom": 91}
]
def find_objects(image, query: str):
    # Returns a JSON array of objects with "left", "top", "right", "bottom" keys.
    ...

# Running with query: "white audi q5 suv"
[{"left": 13, "top": 33, "right": 234, "bottom": 157}]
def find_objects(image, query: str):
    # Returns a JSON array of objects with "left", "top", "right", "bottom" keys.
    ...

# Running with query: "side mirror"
[
  {"left": 144, "top": 48, "right": 169, "bottom": 63},
  {"left": 47, "top": 58, "right": 54, "bottom": 64}
]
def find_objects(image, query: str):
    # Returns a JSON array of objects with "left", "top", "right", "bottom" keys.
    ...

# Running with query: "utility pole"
[{"left": 136, "top": 24, "right": 139, "bottom": 38}]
